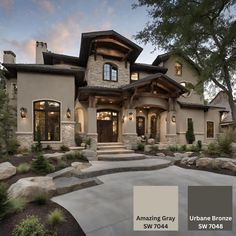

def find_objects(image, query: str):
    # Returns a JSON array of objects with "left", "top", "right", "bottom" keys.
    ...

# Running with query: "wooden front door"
[
  {"left": 97, "top": 120, "right": 113, "bottom": 142},
  {"left": 136, "top": 116, "right": 145, "bottom": 136}
]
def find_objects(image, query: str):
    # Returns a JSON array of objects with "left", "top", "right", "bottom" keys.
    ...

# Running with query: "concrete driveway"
[{"left": 52, "top": 166, "right": 236, "bottom": 236}]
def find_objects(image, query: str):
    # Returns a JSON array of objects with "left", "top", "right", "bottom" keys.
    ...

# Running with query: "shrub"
[
  {"left": 179, "top": 145, "right": 187, "bottom": 152},
  {"left": 65, "top": 151, "right": 87, "bottom": 161},
  {"left": 18, "top": 147, "right": 29, "bottom": 155},
  {"left": 186, "top": 119, "right": 195, "bottom": 144},
  {"left": 6, "top": 139, "right": 20, "bottom": 155},
  {"left": 7, "top": 198, "right": 26, "bottom": 214},
  {"left": 217, "top": 129, "right": 236, "bottom": 155},
  {"left": 137, "top": 143, "right": 144, "bottom": 151},
  {"left": 197, "top": 140, "right": 202, "bottom": 151},
  {"left": 60, "top": 145, "right": 70, "bottom": 152},
  {"left": 31, "top": 143, "right": 42, "bottom": 154},
  {"left": 17, "top": 163, "right": 31, "bottom": 174},
  {"left": 31, "top": 154, "right": 55, "bottom": 174},
  {"left": 47, "top": 208, "right": 66, "bottom": 226},
  {"left": 207, "top": 142, "right": 220, "bottom": 156},
  {"left": 75, "top": 133, "right": 83, "bottom": 146},
  {"left": 33, "top": 193, "right": 48, "bottom": 205},
  {"left": 149, "top": 145, "right": 159, "bottom": 154},
  {"left": 58, "top": 160, "right": 67, "bottom": 169},
  {"left": 167, "top": 145, "right": 179, "bottom": 152},
  {"left": 0, "top": 183, "right": 8, "bottom": 219},
  {"left": 12, "top": 215, "right": 46, "bottom": 236}
]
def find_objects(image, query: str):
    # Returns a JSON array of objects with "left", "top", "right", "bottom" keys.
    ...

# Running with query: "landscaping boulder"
[
  {"left": 222, "top": 162, "right": 236, "bottom": 172},
  {"left": 144, "top": 145, "right": 152, "bottom": 153},
  {"left": 81, "top": 149, "right": 97, "bottom": 161},
  {"left": 187, "top": 156, "right": 199, "bottom": 165},
  {"left": 0, "top": 162, "right": 16, "bottom": 180},
  {"left": 8, "top": 176, "right": 56, "bottom": 202},
  {"left": 71, "top": 161, "right": 91, "bottom": 171},
  {"left": 231, "top": 143, "right": 236, "bottom": 158},
  {"left": 147, "top": 138, "right": 155, "bottom": 145},
  {"left": 196, "top": 158, "right": 213, "bottom": 168},
  {"left": 180, "top": 156, "right": 189, "bottom": 165},
  {"left": 156, "top": 153, "right": 166, "bottom": 158},
  {"left": 212, "top": 158, "right": 236, "bottom": 169},
  {"left": 44, "top": 152, "right": 64, "bottom": 161}
]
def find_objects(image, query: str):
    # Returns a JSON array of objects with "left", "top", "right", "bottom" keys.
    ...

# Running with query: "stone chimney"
[
  {"left": 36, "top": 41, "right": 47, "bottom": 64},
  {"left": 3, "top": 51, "right": 16, "bottom": 63}
]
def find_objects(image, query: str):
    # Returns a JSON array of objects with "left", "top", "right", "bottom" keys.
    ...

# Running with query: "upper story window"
[
  {"left": 103, "top": 63, "right": 118, "bottom": 82},
  {"left": 130, "top": 72, "right": 139, "bottom": 82},
  {"left": 175, "top": 62, "right": 182, "bottom": 76},
  {"left": 207, "top": 121, "right": 214, "bottom": 138}
]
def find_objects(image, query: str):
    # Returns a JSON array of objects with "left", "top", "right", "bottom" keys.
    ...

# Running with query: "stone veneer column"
[
  {"left": 166, "top": 111, "right": 177, "bottom": 145},
  {"left": 61, "top": 121, "right": 75, "bottom": 146},
  {"left": 122, "top": 109, "right": 137, "bottom": 149},
  {"left": 87, "top": 107, "right": 97, "bottom": 151}
]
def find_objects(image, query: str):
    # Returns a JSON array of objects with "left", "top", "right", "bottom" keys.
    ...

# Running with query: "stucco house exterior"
[{"left": 2, "top": 30, "right": 224, "bottom": 151}]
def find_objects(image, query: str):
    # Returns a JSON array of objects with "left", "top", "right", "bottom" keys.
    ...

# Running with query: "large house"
[{"left": 2, "top": 30, "right": 224, "bottom": 150}]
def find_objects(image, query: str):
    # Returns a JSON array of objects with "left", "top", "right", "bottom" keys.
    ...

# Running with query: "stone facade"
[
  {"left": 86, "top": 133, "right": 98, "bottom": 151},
  {"left": 85, "top": 55, "right": 130, "bottom": 88},
  {"left": 61, "top": 122, "right": 75, "bottom": 147},
  {"left": 122, "top": 133, "right": 137, "bottom": 149},
  {"left": 16, "top": 133, "right": 33, "bottom": 149}
]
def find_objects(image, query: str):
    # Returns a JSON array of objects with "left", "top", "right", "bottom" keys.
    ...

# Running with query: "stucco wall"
[
  {"left": 16, "top": 72, "right": 75, "bottom": 147},
  {"left": 163, "top": 56, "right": 203, "bottom": 104},
  {"left": 85, "top": 55, "right": 130, "bottom": 88}
]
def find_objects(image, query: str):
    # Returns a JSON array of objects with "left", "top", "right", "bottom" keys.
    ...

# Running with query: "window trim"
[
  {"left": 206, "top": 121, "right": 214, "bottom": 138},
  {"left": 103, "top": 63, "right": 118, "bottom": 82},
  {"left": 33, "top": 100, "right": 61, "bottom": 142},
  {"left": 130, "top": 72, "right": 139, "bottom": 82},
  {"left": 175, "top": 61, "right": 182, "bottom": 76}
]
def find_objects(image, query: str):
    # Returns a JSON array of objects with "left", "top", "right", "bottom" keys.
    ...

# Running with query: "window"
[
  {"left": 34, "top": 100, "right": 60, "bottom": 141},
  {"left": 131, "top": 72, "right": 139, "bottom": 82},
  {"left": 103, "top": 63, "right": 118, "bottom": 81},
  {"left": 175, "top": 62, "right": 182, "bottom": 76},
  {"left": 207, "top": 121, "right": 214, "bottom": 138}
]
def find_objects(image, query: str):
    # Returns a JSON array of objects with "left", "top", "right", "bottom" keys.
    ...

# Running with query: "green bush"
[
  {"left": 137, "top": 143, "right": 144, "bottom": 151},
  {"left": 65, "top": 151, "right": 87, "bottom": 161},
  {"left": 167, "top": 145, "right": 179, "bottom": 152},
  {"left": 0, "top": 183, "right": 9, "bottom": 220},
  {"left": 31, "top": 154, "right": 55, "bottom": 174},
  {"left": 6, "top": 139, "right": 20, "bottom": 155},
  {"left": 58, "top": 160, "right": 67, "bottom": 169},
  {"left": 85, "top": 138, "right": 91, "bottom": 146},
  {"left": 186, "top": 119, "right": 195, "bottom": 144},
  {"left": 60, "top": 145, "right": 70, "bottom": 152},
  {"left": 179, "top": 145, "right": 187, "bottom": 152},
  {"left": 17, "top": 163, "right": 31, "bottom": 174},
  {"left": 75, "top": 133, "right": 83, "bottom": 146},
  {"left": 33, "top": 193, "right": 48, "bottom": 205},
  {"left": 197, "top": 140, "right": 202, "bottom": 151},
  {"left": 217, "top": 129, "right": 236, "bottom": 155},
  {"left": 47, "top": 208, "right": 66, "bottom": 226},
  {"left": 7, "top": 198, "right": 26, "bottom": 214},
  {"left": 12, "top": 215, "right": 46, "bottom": 236},
  {"left": 31, "top": 143, "right": 43, "bottom": 154},
  {"left": 207, "top": 142, "right": 220, "bottom": 156}
]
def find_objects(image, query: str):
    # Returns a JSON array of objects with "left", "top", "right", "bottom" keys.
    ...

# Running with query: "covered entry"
[{"left": 97, "top": 110, "right": 118, "bottom": 142}]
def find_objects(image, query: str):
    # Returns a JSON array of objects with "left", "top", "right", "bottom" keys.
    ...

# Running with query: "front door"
[
  {"left": 136, "top": 116, "right": 145, "bottom": 136},
  {"left": 97, "top": 110, "right": 118, "bottom": 142}
]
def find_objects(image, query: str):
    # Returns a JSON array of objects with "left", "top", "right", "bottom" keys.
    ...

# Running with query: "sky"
[{"left": 0, "top": 0, "right": 164, "bottom": 64}]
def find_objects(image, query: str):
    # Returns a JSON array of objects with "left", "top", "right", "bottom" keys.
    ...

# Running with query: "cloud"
[
  {"left": 33, "top": 0, "right": 55, "bottom": 14},
  {"left": 0, "top": 0, "right": 13, "bottom": 12}
]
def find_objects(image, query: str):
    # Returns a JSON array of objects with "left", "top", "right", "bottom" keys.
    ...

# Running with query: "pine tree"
[{"left": 186, "top": 119, "right": 195, "bottom": 144}]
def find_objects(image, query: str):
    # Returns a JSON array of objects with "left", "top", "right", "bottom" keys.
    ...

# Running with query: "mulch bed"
[
  {"left": 0, "top": 200, "right": 85, "bottom": 236},
  {"left": 175, "top": 161, "right": 236, "bottom": 176}
]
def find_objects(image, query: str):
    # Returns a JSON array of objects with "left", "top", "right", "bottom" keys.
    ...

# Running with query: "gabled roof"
[
  {"left": 131, "top": 63, "right": 167, "bottom": 74},
  {"left": 79, "top": 30, "right": 143, "bottom": 66},
  {"left": 152, "top": 52, "right": 201, "bottom": 74},
  {"left": 43, "top": 52, "right": 81, "bottom": 66}
]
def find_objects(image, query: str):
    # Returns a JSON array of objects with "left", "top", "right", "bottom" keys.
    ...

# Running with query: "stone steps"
[
  {"left": 97, "top": 145, "right": 126, "bottom": 150},
  {"left": 97, "top": 142, "right": 123, "bottom": 146},
  {"left": 97, "top": 149, "right": 134, "bottom": 155}
]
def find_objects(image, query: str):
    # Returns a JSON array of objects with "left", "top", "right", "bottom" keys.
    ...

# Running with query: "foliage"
[
  {"left": 60, "top": 145, "right": 70, "bottom": 152},
  {"left": 33, "top": 193, "right": 48, "bottom": 205},
  {"left": 12, "top": 215, "right": 46, "bottom": 236},
  {"left": 44, "top": 145, "right": 52, "bottom": 151},
  {"left": 149, "top": 145, "right": 159, "bottom": 154},
  {"left": 134, "top": 0, "right": 236, "bottom": 119},
  {"left": 186, "top": 119, "right": 195, "bottom": 144},
  {"left": 75, "top": 133, "right": 83, "bottom": 146},
  {"left": 0, "top": 75, "right": 17, "bottom": 156},
  {"left": 57, "top": 160, "right": 67, "bottom": 169},
  {"left": 7, "top": 198, "right": 26, "bottom": 214},
  {"left": 31, "top": 154, "right": 55, "bottom": 174},
  {"left": 0, "top": 183, "right": 9, "bottom": 220},
  {"left": 47, "top": 208, "right": 66, "bottom": 226},
  {"left": 207, "top": 142, "right": 220, "bottom": 156},
  {"left": 179, "top": 145, "right": 187, "bottom": 152},
  {"left": 217, "top": 129, "right": 236, "bottom": 155},
  {"left": 85, "top": 138, "right": 91, "bottom": 146},
  {"left": 197, "top": 140, "right": 202, "bottom": 151},
  {"left": 65, "top": 151, "right": 87, "bottom": 162},
  {"left": 6, "top": 139, "right": 20, "bottom": 155},
  {"left": 17, "top": 163, "right": 31, "bottom": 174},
  {"left": 137, "top": 143, "right": 145, "bottom": 151},
  {"left": 167, "top": 145, "right": 179, "bottom": 152}
]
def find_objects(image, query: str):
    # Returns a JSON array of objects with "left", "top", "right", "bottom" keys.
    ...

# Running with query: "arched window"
[
  {"left": 175, "top": 62, "right": 182, "bottom": 76},
  {"left": 103, "top": 63, "right": 118, "bottom": 81},
  {"left": 34, "top": 100, "right": 60, "bottom": 141}
]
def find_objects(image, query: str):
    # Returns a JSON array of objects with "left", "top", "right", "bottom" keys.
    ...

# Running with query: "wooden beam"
[{"left": 95, "top": 38, "right": 131, "bottom": 51}]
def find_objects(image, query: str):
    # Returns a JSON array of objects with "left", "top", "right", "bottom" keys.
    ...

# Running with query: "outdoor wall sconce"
[
  {"left": 66, "top": 108, "right": 71, "bottom": 118},
  {"left": 20, "top": 107, "right": 27, "bottom": 118},
  {"left": 171, "top": 115, "right": 176, "bottom": 123},
  {"left": 129, "top": 112, "right": 133, "bottom": 121},
  {"left": 122, "top": 115, "right": 125, "bottom": 123}
]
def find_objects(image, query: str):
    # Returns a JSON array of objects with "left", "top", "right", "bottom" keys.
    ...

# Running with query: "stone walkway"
[{"left": 52, "top": 166, "right": 236, "bottom": 236}]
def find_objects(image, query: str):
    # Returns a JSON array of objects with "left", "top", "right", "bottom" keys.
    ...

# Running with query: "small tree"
[{"left": 186, "top": 119, "right": 195, "bottom": 144}]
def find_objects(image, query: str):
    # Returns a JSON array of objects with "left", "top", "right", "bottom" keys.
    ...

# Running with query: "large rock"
[
  {"left": 231, "top": 142, "right": 236, "bottom": 156},
  {"left": 71, "top": 161, "right": 91, "bottom": 170},
  {"left": 187, "top": 156, "right": 199, "bottom": 165},
  {"left": 8, "top": 176, "right": 56, "bottom": 202},
  {"left": 81, "top": 149, "right": 97, "bottom": 161},
  {"left": 147, "top": 138, "right": 155, "bottom": 145},
  {"left": 212, "top": 158, "right": 236, "bottom": 169},
  {"left": 156, "top": 153, "right": 166, "bottom": 158},
  {"left": 44, "top": 152, "right": 64, "bottom": 161},
  {"left": 196, "top": 158, "right": 213, "bottom": 168},
  {"left": 222, "top": 162, "right": 236, "bottom": 172},
  {"left": 0, "top": 162, "right": 16, "bottom": 180}
]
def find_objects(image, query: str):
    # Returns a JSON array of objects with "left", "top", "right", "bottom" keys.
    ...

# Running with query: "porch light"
[
  {"left": 66, "top": 108, "right": 71, "bottom": 118},
  {"left": 20, "top": 107, "right": 27, "bottom": 118},
  {"left": 129, "top": 112, "right": 133, "bottom": 121},
  {"left": 171, "top": 115, "right": 176, "bottom": 123}
]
